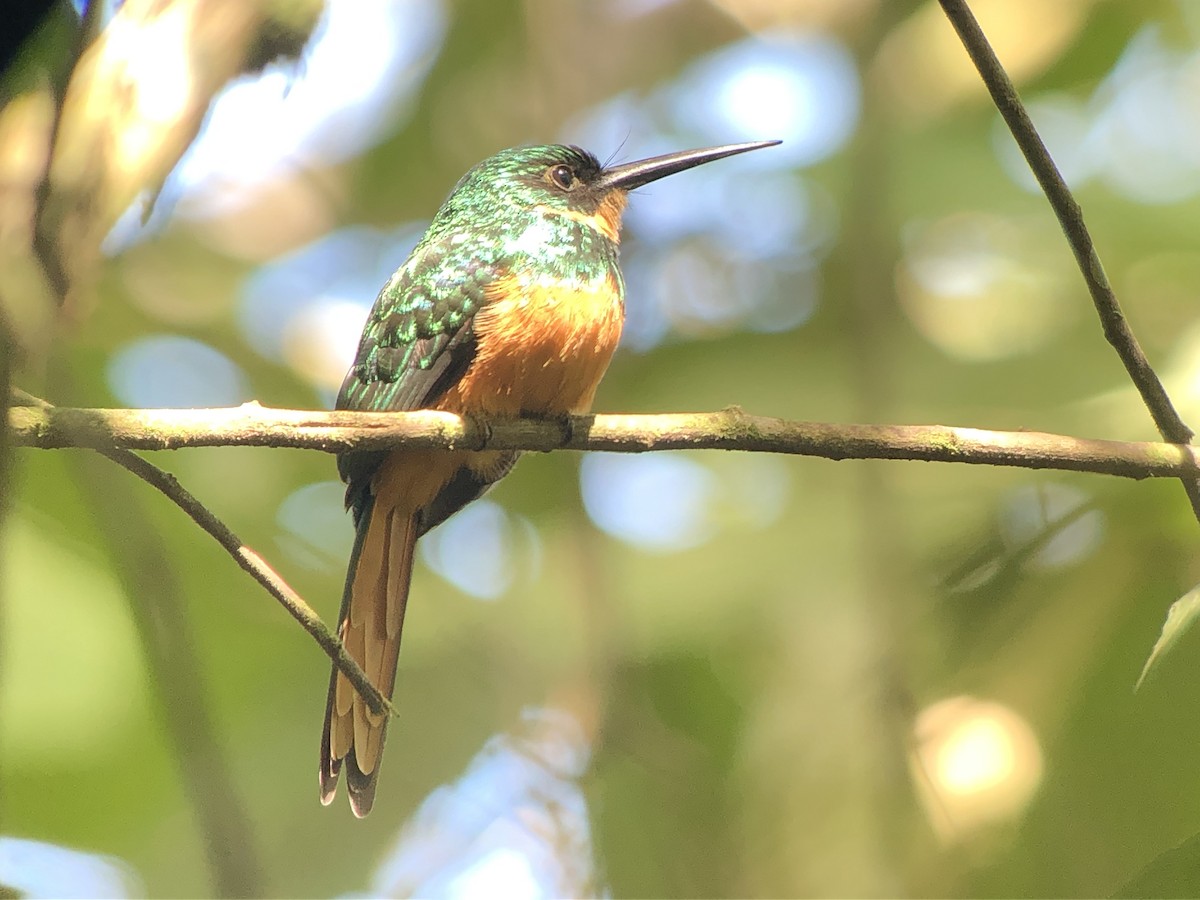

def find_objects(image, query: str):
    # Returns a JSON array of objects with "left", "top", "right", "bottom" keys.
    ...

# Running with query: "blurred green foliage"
[{"left": 6, "top": 0, "right": 1200, "bottom": 897}]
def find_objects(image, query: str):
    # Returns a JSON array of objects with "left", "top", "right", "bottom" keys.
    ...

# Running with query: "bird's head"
[{"left": 430, "top": 141, "right": 780, "bottom": 245}]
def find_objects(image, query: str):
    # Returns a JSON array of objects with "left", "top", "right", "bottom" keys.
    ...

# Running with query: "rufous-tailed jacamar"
[{"left": 320, "top": 139, "right": 779, "bottom": 816}]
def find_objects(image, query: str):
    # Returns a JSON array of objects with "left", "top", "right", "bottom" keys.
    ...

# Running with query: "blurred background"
[{"left": 4, "top": 0, "right": 1200, "bottom": 896}]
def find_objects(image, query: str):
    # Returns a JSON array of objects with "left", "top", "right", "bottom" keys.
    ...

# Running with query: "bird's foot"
[
  {"left": 461, "top": 412, "right": 493, "bottom": 450},
  {"left": 555, "top": 413, "right": 575, "bottom": 445},
  {"left": 520, "top": 411, "right": 580, "bottom": 447}
]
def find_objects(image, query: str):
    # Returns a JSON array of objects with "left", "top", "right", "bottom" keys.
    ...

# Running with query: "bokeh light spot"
[
  {"left": 421, "top": 501, "right": 540, "bottom": 601},
  {"left": 992, "top": 25, "right": 1200, "bottom": 205},
  {"left": 993, "top": 94, "right": 1098, "bottom": 192},
  {"left": 1162, "top": 319, "right": 1200, "bottom": 423},
  {"left": 897, "top": 213, "right": 1075, "bottom": 361},
  {"left": 371, "top": 707, "right": 596, "bottom": 898},
  {"left": 580, "top": 454, "right": 791, "bottom": 552},
  {"left": 0, "top": 837, "right": 142, "bottom": 899},
  {"left": 938, "top": 716, "right": 1016, "bottom": 794},
  {"left": 445, "top": 848, "right": 541, "bottom": 900},
  {"left": 911, "top": 696, "right": 1044, "bottom": 842},
  {"left": 176, "top": 0, "right": 447, "bottom": 216},
  {"left": 673, "top": 31, "right": 859, "bottom": 167},
  {"left": 581, "top": 453, "right": 718, "bottom": 552},
  {"left": 999, "top": 483, "right": 1104, "bottom": 571},
  {"left": 282, "top": 299, "right": 373, "bottom": 393},
  {"left": 1089, "top": 27, "right": 1200, "bottom": 204},
  {"left": 276, "top": 481, "right": 353, "bottom": 571},
  {"left": 107, "top": 335, "right": 249, "bottom": 407},
  {"left": 239, "top": 223, "right": 423, "bottom": 395}
]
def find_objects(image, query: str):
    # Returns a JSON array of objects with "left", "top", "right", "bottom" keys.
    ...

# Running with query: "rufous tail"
[{"left": 319, "top": 495, "right": 416, "bottom": 817}]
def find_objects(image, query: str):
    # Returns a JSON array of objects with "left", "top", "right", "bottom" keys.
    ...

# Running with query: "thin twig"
[
  {"left": 8, "top": 401, "right": 1200, "bottom": 480},
  {"left": 11, "top": 392, "right": 387, "bottom": 717},
  {"left": 98, "top": 450, "right": 388, "bottom": 717},
  {"left": 936, "top": 0, "right": 1200, "bottom": 524}
]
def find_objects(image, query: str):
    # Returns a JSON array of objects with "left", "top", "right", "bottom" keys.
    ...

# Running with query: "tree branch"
[
  {"left": 10, "top": 393, "right": 388, "bottom": 719},
  {"left": 936, "top": 0, "right": 1200, "bottom": 522},
  {"left": 9, "top": 401, "right": 1200, "bottom": 480},
  {"left": 97, "top": 448, "right": 389, "bottom": 719}
]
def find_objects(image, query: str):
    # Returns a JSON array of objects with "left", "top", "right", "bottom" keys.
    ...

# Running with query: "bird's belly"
[{"left": 438, "top": 274, "right": 624, "bottom": 417}]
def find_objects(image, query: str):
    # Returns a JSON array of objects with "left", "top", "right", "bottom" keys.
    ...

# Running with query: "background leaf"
[{"left": 1136, "top": 583, "right": 1200, "bottom": 692}]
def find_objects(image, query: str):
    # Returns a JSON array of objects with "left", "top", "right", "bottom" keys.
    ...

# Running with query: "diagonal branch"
[
  {"left": 99, "top": 449, "right": 389, "bottom": 718},
  {"left": 9, "top": 401, "right": 1200, "bottom": 480},
  {"left": 936, "top": 0, "right": 1200, "bottom": 523},
  {"left": 10, "top": 392, "right": 388, "bottom": 718}
]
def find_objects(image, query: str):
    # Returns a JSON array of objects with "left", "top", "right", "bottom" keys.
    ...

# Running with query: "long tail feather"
[{"left": 319, "top": 495, "right": 418, "bottom": 816}]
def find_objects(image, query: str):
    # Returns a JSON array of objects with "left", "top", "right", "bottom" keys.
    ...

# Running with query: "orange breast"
[{"left": 437, "top": 271, "right": 624, "bottom": 417}]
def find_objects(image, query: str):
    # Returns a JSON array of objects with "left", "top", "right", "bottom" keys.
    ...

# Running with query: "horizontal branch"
[
  {"left": 9, "top": 392, "right": 387, "bottom": 718},
  {"left": 9, "top": 402, "right": 1200, "bottom": 480}
]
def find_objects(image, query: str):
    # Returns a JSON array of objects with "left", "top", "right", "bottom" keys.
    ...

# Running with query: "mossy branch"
[{"left": 9, "top": 401, "right": 1200, "bottom": 480}]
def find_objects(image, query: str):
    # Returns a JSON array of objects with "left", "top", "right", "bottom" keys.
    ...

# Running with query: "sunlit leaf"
[{"left": 1135, "top": 583, "right": 1200, "bottom": 692}]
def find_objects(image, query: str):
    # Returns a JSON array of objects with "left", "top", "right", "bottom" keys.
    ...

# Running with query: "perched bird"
[{"left": 320, "top": 139, "right": 779, "bottom": 816}]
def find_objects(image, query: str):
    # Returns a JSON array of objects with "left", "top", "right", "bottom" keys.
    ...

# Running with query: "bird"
[{"left": 319, "top": 138, "right": 780, "bottom": 816}]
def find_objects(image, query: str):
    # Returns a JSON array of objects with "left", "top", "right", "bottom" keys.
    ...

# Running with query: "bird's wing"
[
  {"left": 335, "top": 235, "right": 504, "bottom": 513},
  {"left": 321, "top": 237, "right": 507, "bottom": 814}
]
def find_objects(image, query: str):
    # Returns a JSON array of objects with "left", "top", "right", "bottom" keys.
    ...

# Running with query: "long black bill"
[{"left": 595, "top": 140, "right": 781, "bottom": 192}]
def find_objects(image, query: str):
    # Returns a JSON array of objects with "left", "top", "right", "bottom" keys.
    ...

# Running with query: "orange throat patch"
[{"left": 437, "top": 270, "right": 625, "bottom": 418}]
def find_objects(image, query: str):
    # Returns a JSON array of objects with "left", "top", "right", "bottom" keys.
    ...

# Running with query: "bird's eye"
[{"left": 548, "top": 164, "right": 576, "bottom": 190}]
